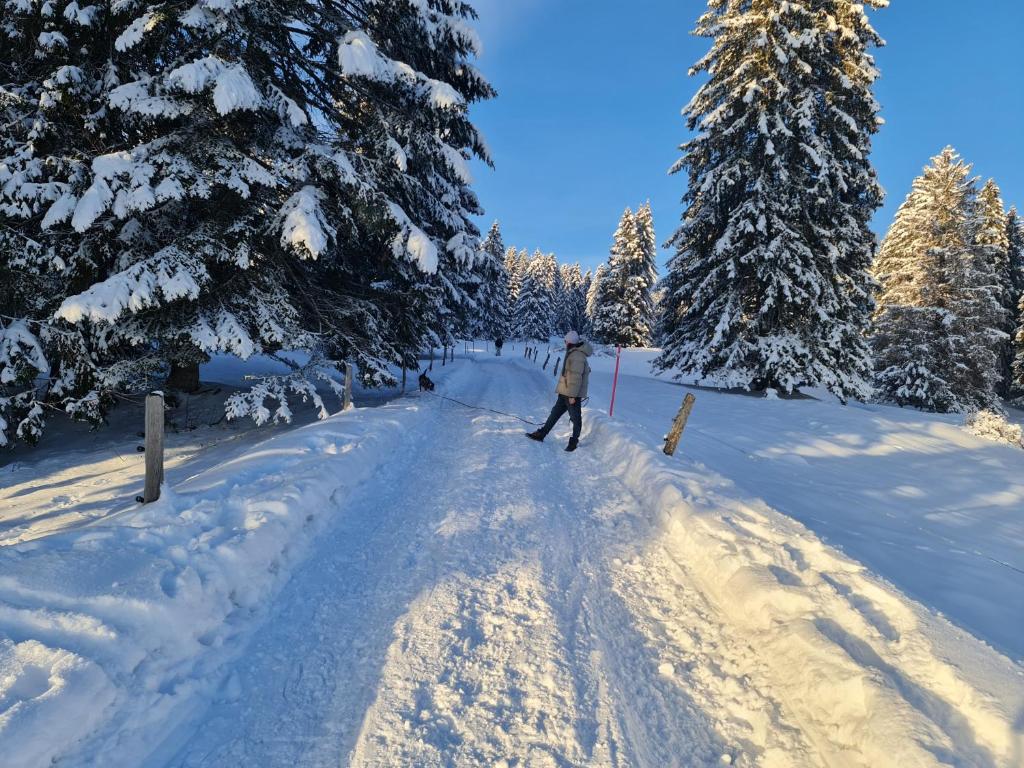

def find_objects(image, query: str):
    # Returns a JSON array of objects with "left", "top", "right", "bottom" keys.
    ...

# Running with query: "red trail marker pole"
[{"left": 609, "top": 346, "right": 622, "bottom": 417}]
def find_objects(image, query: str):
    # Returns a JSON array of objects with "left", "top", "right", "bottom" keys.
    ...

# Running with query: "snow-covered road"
[{"left": 158, "top": 356, "right": 1022, "bottom": 768}]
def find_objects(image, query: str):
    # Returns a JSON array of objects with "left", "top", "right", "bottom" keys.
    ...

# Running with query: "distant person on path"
[
  {"left": 495, "top": 336, "right": 504, "bottom": 356},
  {"left": 526, "top": 331, "right": 593, "bottom": 452}
]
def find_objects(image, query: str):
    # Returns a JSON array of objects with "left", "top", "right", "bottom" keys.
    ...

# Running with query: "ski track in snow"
[{"left": 161, "top": 357, "right": 1022, "bottom": 768}]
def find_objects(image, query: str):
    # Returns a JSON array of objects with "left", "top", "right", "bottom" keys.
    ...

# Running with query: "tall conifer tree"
[
  {"left": 591, "top": 209, "right": 635, "bottom": 345},
  {"left": 476, "top": 222, "right": 511, "bottom": 340},
  {"left": 656, "top": 0, "right": 886, "bottom": 400},
  {"left": 516, "top": 256, "right": 551, "bottom": 341},
  {"left": 975, "top": 181, "right": 1013, "bottom": 392},
  {"left": 1008, "top": 209, "right": 1024, "bottom": 398},
  {"left": 873, "top": 149, "right": 1006, "bottom": 412}
]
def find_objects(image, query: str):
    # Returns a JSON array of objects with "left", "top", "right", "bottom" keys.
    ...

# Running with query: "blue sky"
[{"left": 468, "top": 0, "right": 1024, "bottom": 273}]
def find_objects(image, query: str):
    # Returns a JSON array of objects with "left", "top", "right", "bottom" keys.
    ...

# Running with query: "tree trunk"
[{"left": 166, "top": 360, "right": 201, "bottom": 393}]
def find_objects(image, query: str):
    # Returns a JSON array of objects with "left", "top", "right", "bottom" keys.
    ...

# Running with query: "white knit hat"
[{"left": 564, "top": 331, "right": 581, "bottom": 345}]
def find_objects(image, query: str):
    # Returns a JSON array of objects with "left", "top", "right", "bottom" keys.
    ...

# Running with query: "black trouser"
[{"left": 539, "top": 395, "right": 582, "bottom": 440}]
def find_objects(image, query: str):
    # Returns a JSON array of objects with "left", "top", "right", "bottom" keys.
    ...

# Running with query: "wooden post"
[
  {"left": 343, "top": 362, "right": 354, "bottom": 411},
  {"left": 142, "top": 393, "right": 164, "bottom": 504},
  {"left": 663, "top": 393, "right": 697, "bottom": 457},
  {"left": 609, "top": 346, "right": 622, "bottom": 417},
  {"left": 543, "top": 352, "right": 551, "bottom": 370},
  {"left": 402, "top": 367, "right": 407, "bottom": 393},
  {"left": 553, "top": 357, "right": 560, "bottom": 377}
]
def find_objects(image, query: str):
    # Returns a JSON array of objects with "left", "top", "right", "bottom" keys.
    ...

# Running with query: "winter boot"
[
  {"left": 526, "top": 430, "right": 545, "bottom": 442},
  {"left": 565, "top": 437, "right": 579, "bottom": 452}
]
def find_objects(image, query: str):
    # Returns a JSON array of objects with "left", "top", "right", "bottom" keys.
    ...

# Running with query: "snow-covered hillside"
[{"left": 1, "top": 350, "right": 1022, "bottom": 767}]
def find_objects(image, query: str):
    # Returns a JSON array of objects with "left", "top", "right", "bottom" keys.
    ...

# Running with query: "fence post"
[
  {"left": 142, "top": 392, "right": 164, "bottom": 504},
  {"left": 342, "top": 362, "right": 354, "bottom": 411},
  {"left": 543, "top": 352, "right": 551, "bottom": 370},
  {"left": 664, "top": 393, "right": 697, "bottom": 456},
  {"left": 402, "top": 367, "right": 407, "bottom": 393},
  {"left": 609, "top": 346, "right": 622, "bottom": 417},
  {"left": 553, "top": 357, "right": 560, "bottom": 377}
]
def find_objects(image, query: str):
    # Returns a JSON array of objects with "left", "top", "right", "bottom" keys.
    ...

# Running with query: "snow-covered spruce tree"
[
  {"left": 579, "top": 270, "right": 593, "bottom": 333},
  {"left": 975, "top": 181, "right": 1013, "bottom": 392},
  {"left": 0, "top": 1, "right": 493, "bottom": 442},
  {"left": 652, "top": 279, "right": 670, "bottom": 347},
  {"left": 1008, "top": 209, "right": 1024, "bottom": 398},
  {"left": 558, "top": 263, "right": 589, "bottom": 335},
  {"left": 586, "top": 263, "right": 609, "bottom": 336},
  {"left": 473, "top": 222, "right": 511, "bottom": 340},
  {"left": 1014, "top": 294, "right": 1024, "bottom": 399},
  {"left": 534, "top": 251, "right": 560, "bottom": 337},
  {"left": 1008, "top": 208, "right": 1024, "bottom": 303},
  {"left": 872, "top": 149, "right": 1006, "bottom": 412},
  {"left": 516, "top": 256, "right": 552, "bottom": 341},
  {"left": 620, "top": 202, "right": 659, "bottom": 346},
  {"left": 655, "top": 0, "right": 885, "bottom": 400},
  {"left": 503, "top": 247, "right": 523, "bottom": 337},
  {"left": 591, "top": 207, "right": 646, "bottom": 346}
]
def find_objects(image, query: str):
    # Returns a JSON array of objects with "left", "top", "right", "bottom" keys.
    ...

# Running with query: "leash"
[{"left": 419, "top": 390, "right": 544, "bottom": 426}]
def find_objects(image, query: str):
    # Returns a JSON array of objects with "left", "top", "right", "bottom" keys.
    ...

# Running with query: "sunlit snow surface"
[{"left": 1, "top": 348, "right": 1022, "bottom": 767}]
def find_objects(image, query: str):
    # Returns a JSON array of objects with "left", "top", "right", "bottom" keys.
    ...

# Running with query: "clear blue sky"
[{"left": 468, "top": 0, "right": 1024, "bottom": 274}]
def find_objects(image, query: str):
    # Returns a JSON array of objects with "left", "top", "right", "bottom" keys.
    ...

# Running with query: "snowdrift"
[
  {"left": 0, "top": 380, "right": 453, "bottom": 766},
  {"left": 585, "top": 413, "right": 1023, "bottom": 766}
]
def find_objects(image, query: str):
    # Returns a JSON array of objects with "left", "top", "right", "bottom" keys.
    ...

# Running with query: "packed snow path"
[{"left": 161, "top": 357, "right": 1021, "bottom": 768}]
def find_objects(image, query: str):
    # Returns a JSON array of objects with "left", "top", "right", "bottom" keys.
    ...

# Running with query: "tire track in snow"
[{"left": 346, "top": 358, "right": 730, "bottom": 767}]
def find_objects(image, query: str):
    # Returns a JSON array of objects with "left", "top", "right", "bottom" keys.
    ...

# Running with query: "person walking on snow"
[
  {"left": 495, "top": 336, "right": 504, "bottom": 356},
  {"left": 527, "top": 331, "right": 592, "bottom": 452}
]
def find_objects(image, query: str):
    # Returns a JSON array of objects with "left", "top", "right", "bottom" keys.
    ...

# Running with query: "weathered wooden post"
[
  {"left": 608, "top": 346, "right": 622, "bottom": 417},
  {"left": 543, "top": 352, "right": 551, "bottom": 370},
  {"left": 343, "top": 362, "right": 354, "bottom": 411},
  {"left": 553, "top": 357, "right": 560, "bottom": 377},
  {"left": 142, "top": 392, "right": 164, "bottom": 504},
  {"left": 663, "top": 393, "right": 697, "bottom": 457},
  {"left": 402, "top": 367, "right": 407, "bottom": 393}
]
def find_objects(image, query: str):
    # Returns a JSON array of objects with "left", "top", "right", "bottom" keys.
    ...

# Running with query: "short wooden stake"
[
  {"left": 543, "top": 352, "right": 551, "bottom": 370},
  {"left": 664, "top": 393, "right": 697, "bottom": 457},
  {"left": 343, "top": 362, "right": 354, "bottom": 411},
  {"left": 143, "top": 393, "right": 164, "bottom": 504},
  {"left": 402, "top": 367, "right": 407, "bottom": 393},
  {"left": 553, "top": 357, "right": 560, "bottom": 377}
]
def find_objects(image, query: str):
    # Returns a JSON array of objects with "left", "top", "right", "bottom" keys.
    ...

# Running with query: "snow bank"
[
  {"left": 0, "top": 376, "right": 454, "bottom": 765},
  {"left": 579, "top": 347, "right": 1024, "bottom": 662},
  {"left": 585, "top": 413, "right": 1024, "bottom": 766}
]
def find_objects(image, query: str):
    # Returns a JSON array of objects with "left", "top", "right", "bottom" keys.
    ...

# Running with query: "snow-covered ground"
[
  {"left": 2, "top": 349, "right": 1023, "bottom": 766},
  {"left": 582, "top": 347, "right": 1024, "bottom": 663}
]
